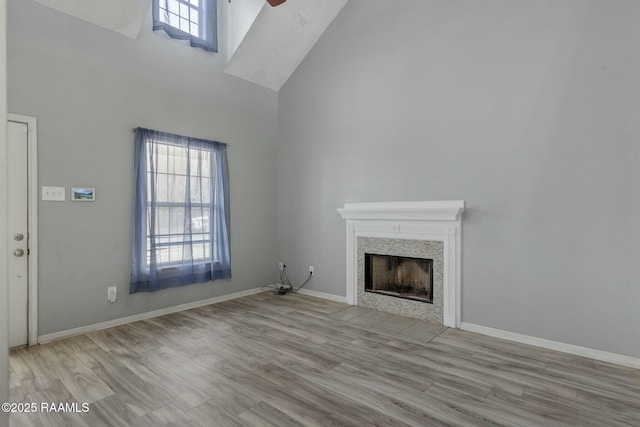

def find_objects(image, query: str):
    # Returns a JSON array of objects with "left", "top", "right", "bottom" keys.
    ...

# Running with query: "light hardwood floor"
[{"left": 9, "top": 292, "right": 640, "bottom": 427}]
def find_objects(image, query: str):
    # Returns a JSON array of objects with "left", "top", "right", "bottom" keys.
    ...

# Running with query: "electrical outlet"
[
  {"left": 279, "top": 262, "right": 285, "bottom": 271},
  {"left": 309, "top": 265, "right": 314, "bottom": 276},
  {"left": 107, "top": 286, "right": 117, "bottom": 303}
]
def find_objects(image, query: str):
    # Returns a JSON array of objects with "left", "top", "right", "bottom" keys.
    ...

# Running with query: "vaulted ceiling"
[
  {"left": 34, "top": 0, "right": 151, "bottom": 39},
  {"left": 32, "top": 0, "right": 349, "bottom": 91},
  {"left": 224, "top": 0, "right": 348, "bottom": 91}
]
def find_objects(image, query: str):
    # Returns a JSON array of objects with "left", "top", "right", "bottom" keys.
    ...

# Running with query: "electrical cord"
[
  {"left": 271, "top": 265, "right": 312, "bottom": 295},
  {"left": 271, "top": 268, "right": 290, "bottom": 294},
  {"left": 280, "top": 268, "right": 289, "bottom": 288},
  {"left": 290, "top": 270, "right": 312, "bottom": 293}
]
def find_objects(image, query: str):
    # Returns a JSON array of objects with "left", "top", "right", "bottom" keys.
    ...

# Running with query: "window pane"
[
  {"left": 168, "top": 246, "right": 181, "bottom": 263},
  {"left": 191, "top": 207, "right": 210, "bottom": 233},
  {"left": 158, "top": 0, "right": 169, "bottom": 23},
  {"left": 163, "top": 174, "right": 171, "bottom": 203},
  {"left": 169, "top": 12, "right": 180, "bottom": 28},
  {"left": 202, "top": 207, "right": 211, "bottom": 233},
  {"left": 165, "top": 145, "right": 176, "bottom": 174},
  {"left": 179, "top": 2, "right": 189, "bottom": 18},
  {"left": 168, "top": 174, "right": 186, "bottom": 203},
  {"left": 190, "top": 176, "right": 201, "bottom": 202},
  {"left": 190, "top": 153, "right": 205, "bottom": 177},
  {"left": 190, "top": 177, "right": 210, "bottom": 203},
  {"left": 193, "top": 243, "right": 207, "bottom": 260},
  {"left": 156, "top": 207, "right": 169, "bottom": 235},
  {"left": 159, "top": 9, "right": 170, "bottom": 24},
  {"left": 154, "top": 173, "right": 169, "bottom": 202},
  {"left": 180, "top": 18, "right": 190, "bottom": 32},
  {"left": 152, "top": 143, "right": 167, "bottom": 173},
  {"left": 174, "top": 149, "right": 187, "bottom": 175},
  {"left": 203, "top": 178, "right": 211, "bottom": 203},
  {"left": 201, "top": 156, "right": 211, "bottom": 178},
  {"left": 146, "top": 175, "right": 152, "bottom": 198},
  {"left": 190, "top": 0, "right": 199, "bottom": 7},
  {"left": 169, "top": 207, "right": 184, "bottom": 236},
  {"left": 167, "top": 0, "right": 179, "bottom": 14},
  {"left": 190, "top": 8, "right": 199, "bottom": 25},
  {"left": 190, "top": 23, "right": 199, "bottom": 38}
]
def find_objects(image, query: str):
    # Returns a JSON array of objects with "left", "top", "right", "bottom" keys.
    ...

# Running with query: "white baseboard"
[
  {"left": 38, "top": 287, "right": 263, "bottom": 344},
  {"left": 295, "top": 288, "right": 348, "bottom": 304},
  {"left": 460, "top": 322, "right": 640, "bottom": 369}
]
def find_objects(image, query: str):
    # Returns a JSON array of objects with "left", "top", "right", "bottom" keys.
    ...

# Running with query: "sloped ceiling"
[
  {"left": 225, "top": 0, "right": 349, "bottom": 91},
  {"left": 32, "top": 0, "right": 348, "bottom": 91},
  {"left": 34, "top": 0, "right": 151, "bottom": 39}
]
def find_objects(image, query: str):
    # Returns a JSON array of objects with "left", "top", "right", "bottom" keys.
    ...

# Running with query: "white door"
[{"left": 8, "top": 120, "right": 29, "bottom": 347}]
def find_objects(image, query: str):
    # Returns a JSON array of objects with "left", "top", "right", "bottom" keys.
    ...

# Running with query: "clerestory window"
[{"left": 152, "top": 0, "right": 218, "bottom": 52}]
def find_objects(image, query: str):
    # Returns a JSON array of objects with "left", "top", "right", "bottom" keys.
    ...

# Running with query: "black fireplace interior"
[{"left": 365, "top": 253, "right": 433, "bottom": 303}]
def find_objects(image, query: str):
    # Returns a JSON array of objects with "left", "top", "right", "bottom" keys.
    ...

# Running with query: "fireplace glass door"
[{"left": 364, "top": 253, "right": 433, "bottom": 303}]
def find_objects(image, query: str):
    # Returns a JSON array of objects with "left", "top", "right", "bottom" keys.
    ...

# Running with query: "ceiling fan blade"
[{"left": 267, "top": 0, "right": 286, "bottom": 6}]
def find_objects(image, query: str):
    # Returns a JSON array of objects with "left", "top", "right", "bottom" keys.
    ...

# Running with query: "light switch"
[
  {"left": 42, "top": 186, "right": 66, "bottom": 201},
  {"left": 107, "top": 286, "right": 117, "bottom": 303}
]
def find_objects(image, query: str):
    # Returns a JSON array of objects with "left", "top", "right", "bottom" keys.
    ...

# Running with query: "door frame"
[{"left": 8, "top": 113, "right": 38, "bottom": 346}]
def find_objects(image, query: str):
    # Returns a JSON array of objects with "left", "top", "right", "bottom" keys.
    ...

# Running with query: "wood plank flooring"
[{"left": 8, "top": 292, "right": 640, "bottom": 427}]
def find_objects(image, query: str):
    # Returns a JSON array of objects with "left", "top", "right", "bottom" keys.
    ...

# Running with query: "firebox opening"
[{"left": 364, "top": 253, "right": 433, "bottom": 303}]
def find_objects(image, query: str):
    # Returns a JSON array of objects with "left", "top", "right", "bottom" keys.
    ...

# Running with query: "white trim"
[
  {"left": 338, "top": 201, "right": 464, "bottom": 328},
  {"left": 460, "top": 322, "right": 640, "bottom": 369},
  {"left": 38, "top": 287, "right": 263, "bottom": 344},
  {"left": 8, "top": 114, "right": 38, "bottom": 346},
  {"left": 295, "top": 288, "right": 348, "bottom": 304},
  {"left": 337, "top": 200, "right": 465, "bottom": 222}
]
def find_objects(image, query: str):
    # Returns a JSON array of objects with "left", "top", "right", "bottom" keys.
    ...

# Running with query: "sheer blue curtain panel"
[{"left": 130, "top": 127, "right": 230, "bottom": 293}]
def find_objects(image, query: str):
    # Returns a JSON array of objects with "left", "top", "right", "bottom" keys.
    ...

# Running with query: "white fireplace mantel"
[{"left": 337, "top": 200, "right": 465, "bottom": 328}]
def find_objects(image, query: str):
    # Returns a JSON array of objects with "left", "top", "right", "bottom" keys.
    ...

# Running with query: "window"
[
  {"left": 145, "top": 142, "right": 211, "bottom": 265},
  {"left": 152, "top": 0, "right": 218, "bottom": 52},
  {"left": 130, "top": 128, "right": 230, "bottom": 293}
]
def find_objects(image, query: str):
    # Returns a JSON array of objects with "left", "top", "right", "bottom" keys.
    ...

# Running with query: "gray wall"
[
  {"left": 1, "top": 0, "right": 9, "bottom": 424},
  {"left": 8, "top": 0, "right": 278, "bottom": 335},
  {"left": 278, "top": 0, "right": 640, "bottom": 358}
]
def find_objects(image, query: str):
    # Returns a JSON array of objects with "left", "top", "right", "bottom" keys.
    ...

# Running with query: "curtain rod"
[{"left": 131, "top": 127, "right": 228, "bottom": 148}]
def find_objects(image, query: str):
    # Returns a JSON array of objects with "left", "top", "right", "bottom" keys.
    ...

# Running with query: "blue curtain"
[
  {"left": 130, "top": 128, "right": 231, "bottom": 293},
  {"left": 152, "top": 0, "right": 218, "bottom": 52}
]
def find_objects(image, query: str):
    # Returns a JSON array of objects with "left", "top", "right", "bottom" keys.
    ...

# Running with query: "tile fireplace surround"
[
  {"left": 337, "top": 201, "right": 465, "bottom": 328},
  {"left": 358, "top": 237, "right": 444, "bottom": 322}
]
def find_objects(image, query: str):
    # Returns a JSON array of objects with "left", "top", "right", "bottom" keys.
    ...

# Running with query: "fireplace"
[
  {"left": 365, "top": 254, "right": 433, "bottom": 303},
  {"left": 358, "top": 238, "right": 443, "bottom": 322},
  {"left": 337, "top": 200, "right": 465, "bottom": 326}
]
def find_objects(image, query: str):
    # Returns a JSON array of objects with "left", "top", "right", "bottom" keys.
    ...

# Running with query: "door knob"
[
  {"left": 13, "top": 248, "right": 24, "bottom": 257},
  {"left": 14, "top": 233, "right": 24, "bottom": 241}
]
